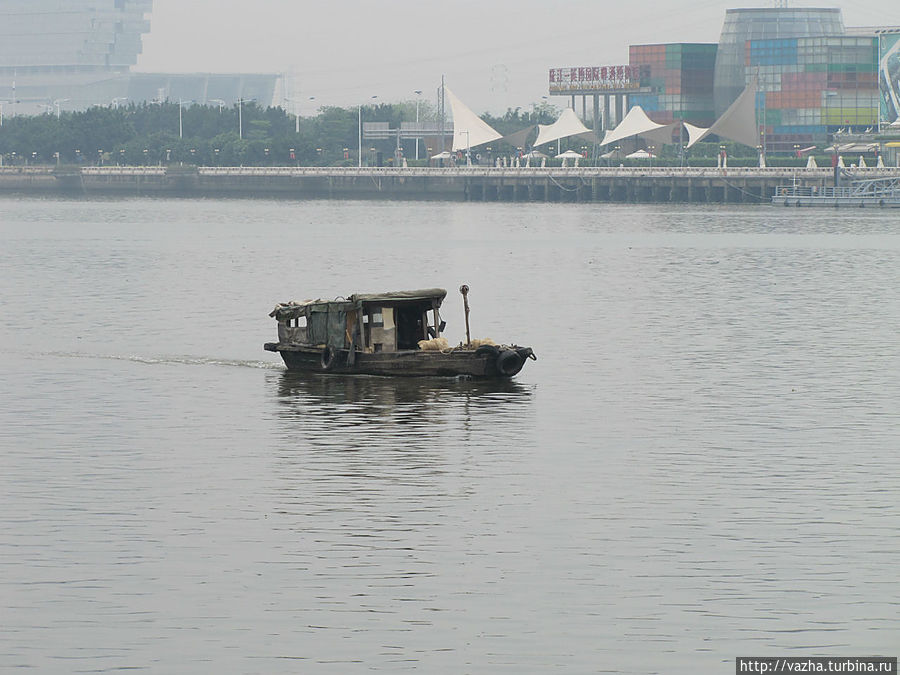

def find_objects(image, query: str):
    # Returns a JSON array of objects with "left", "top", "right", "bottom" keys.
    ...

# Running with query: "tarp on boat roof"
[
  {"left": 351, "top": 288, "right": 447, "bottom": 305},
  {"left": 271, "top": 289, "right": 446, "bottom": 321},
  {"left": 270, "top": 299, "right": 353, "bottom": 320}
]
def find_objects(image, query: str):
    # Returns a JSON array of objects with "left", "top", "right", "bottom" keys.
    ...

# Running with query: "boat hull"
[{"left": 264, "top": 343, "right": 534, "bottom": 379}]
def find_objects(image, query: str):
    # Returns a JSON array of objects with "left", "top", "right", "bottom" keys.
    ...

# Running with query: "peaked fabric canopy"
[
  {"left": 499, "top": 125, "right": 536, "bottom": 150},
  {"left": 445, "top": 87, "right": 502, "bottom": 152},
  {"left": 684, "top": 121, "right": 709, "bottom": 148},
  {"left": 687, "top": 76, "right": 759, "bottom": 149},
  {"left": 626, "top": 149, "right": 656, "bottom": 159},
  {"left": 600, "top": 106, "right": 669, "bottom": 147},
  {"left": 534, "top": 108, "right": 594, "bottom": 147}
]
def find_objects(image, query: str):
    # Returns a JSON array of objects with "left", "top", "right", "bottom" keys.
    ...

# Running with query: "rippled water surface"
[{"left": 1, "top": 197, "right": 898, "bottom": 673}]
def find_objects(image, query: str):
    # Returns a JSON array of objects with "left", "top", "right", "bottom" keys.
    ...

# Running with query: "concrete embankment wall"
[{"left": 1, "top": 165, "right": 890, "bottom": 204}]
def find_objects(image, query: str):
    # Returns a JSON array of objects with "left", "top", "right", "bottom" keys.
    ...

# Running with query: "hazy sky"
[{"left": 137, "top": 0, "right": 899, "bottom": 114}]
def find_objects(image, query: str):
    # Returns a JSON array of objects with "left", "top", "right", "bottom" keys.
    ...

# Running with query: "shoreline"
[{"left": 2, "top": 165, "right": 898, "bottom": 204}]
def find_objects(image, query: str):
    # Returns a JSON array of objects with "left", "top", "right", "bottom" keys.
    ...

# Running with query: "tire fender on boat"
[
  {"left": 496, "top": 349, "right": 524, "bottom": 377},
  {"left": 474, "top": 344, "right": 501, "bottom": 358},
  {"left": 320, "top": 346, "right": 338, "bottom": 371}
]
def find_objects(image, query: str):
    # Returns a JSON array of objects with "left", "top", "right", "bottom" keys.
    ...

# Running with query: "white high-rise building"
[
  {"left": 0, "top": 0, "right": 278, "bottom": 115},
  {"left": 0, "top": 0, "right": 152, "bottom": 113}
]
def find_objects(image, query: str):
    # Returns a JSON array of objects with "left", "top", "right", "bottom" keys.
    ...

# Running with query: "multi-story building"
[
  {"left": 753, "top": 35, "right": 880, "bottom": 152},
  {"left": 549, "top": 5, "right": 894, "bottom": 153},
  {"left": 0, "top": 0, "right": 152, "bottom": 113},
  {"left": 0, "top": 0, "right": 277, "bottom": 115},
  {"left": 629, "top": 43, "right": 718, "bottom": 128},
  {"left": 713, "top": 7, "right": 845, "bottom": 116}
]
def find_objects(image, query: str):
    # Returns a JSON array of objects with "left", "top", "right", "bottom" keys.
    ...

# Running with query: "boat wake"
[{"left": 42, "top": 351, "right": 284, "bottom": 370}]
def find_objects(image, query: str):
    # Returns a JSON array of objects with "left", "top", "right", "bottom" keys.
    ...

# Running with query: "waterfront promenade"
[{"left": 2, "top": 164, "right": 900, "bottom": 204}]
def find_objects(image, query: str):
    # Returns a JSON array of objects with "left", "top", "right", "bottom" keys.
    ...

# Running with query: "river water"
[{"left": 1, "top": 196, "right": 897, "bottom": 674}]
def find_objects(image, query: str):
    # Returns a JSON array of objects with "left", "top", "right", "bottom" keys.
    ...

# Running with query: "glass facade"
[
  {"left": 880, "top": 31, "right": 900, "bottom": 125},
  {"left": 0, "top": 0, "right": 153, "bottom": 112},
  {"left": 0, "top": 0, "right": 277, "bottom": 114},
  {"left": 714, "top": 8, "right": 844, "bottom": 116},
  {"left": 753, "top": 36, "right": 879, "bottom": 152},
  {"left": 629, "top": 43, "right": 718, "bottom": 127},
  {"left": 0, "top": 0, "right": 152, "bottom": 72}
]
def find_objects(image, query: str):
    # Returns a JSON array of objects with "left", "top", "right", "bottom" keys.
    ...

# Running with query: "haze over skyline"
[{"left": 137, "top": 0, "right": 898, "bottom": 114}]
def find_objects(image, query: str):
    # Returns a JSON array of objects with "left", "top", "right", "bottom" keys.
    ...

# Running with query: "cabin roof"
[
  {"left": 350, "top": 288, "right": 447, "bottom": 304},
  {"left": 270, "top": 288, "right": 447, "bottom": 320}
]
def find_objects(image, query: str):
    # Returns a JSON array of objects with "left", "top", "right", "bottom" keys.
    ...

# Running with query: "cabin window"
[
  {"left": 371, "top": 308, "right": 384, "bottom": 327},
  {"left": 292, "top": 316, "right": 307, "bottom": 328},
  {"left": 373, "top": 343, "right": 383, "bottom": 352}
]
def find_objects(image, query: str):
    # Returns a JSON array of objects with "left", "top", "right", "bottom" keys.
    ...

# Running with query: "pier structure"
[{"left": 3, "top": 165, "right": 900, "bottom": 205}]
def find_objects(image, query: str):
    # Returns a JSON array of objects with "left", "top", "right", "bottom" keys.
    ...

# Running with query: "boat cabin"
[{"left": 270, "top": 288, "right": 447, "bottom": 353}]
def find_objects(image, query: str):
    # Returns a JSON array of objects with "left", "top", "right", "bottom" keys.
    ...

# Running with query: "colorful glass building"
[
  {"left": 628, "top": 43, "right": 718, "bottom": 128},
  {"left": 548, "top": 6, "right": 895, "bottom": 154},
  {"left": 713, "top": 7, "right": 845, "bottom": 116},
  {"left": 753, "top": 35, "right": 879, "bottom": 153}
]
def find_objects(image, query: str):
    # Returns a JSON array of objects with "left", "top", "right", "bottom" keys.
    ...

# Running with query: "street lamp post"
[
  {"left": 648, "top": 145, "right": 655, "bottom": 170},
  {"left": 285, "top": 96, "right": 316, "bottom": 133},
  {"left": 414, "top": 90, "right": 422, "bottom": 160},
  {"left": 358, "top": 95, "right": 377, "bottom": 167},
  {"left": 462, "top": 130, "right": 470, "bottom": 166},
  {"left": 238, "top": 97, "right": 256, "bottom": 140},
  {"left": 53, "top": 98, "right": 69, "bottom": 120},
  {"left": 178, "top": 99, "right": 194, "bottom": 139}
]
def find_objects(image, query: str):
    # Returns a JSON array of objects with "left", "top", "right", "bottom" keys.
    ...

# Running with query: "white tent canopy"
[
  {"left": 687, "top": 76, "right": 760, "bottom": 149},
  {"left": 684, "top": 121, "right": 709, "bottom": 148},
  {"left": 534, "top": 108, "right": 594, "bottom": 147},
  {"left": 555, "top": 150, "right": 584, "bottom": 159},
  {"left": 430, "top": 151, "right": 453, "bottom": 160},
  {"left": 445, "top": 87, "right": 502, "bottom": 152},
  {"left": 601, "top": 106, "right": 671, "bottom": 147},
  {"left": 500, "top": 125, "right": 536, "bottom": 150},
  {"left": 825, "top": 142, "right": 878, "bottom": 154},
  {"left": 625, "top": 149, "right": 656, "bottom": 159}
]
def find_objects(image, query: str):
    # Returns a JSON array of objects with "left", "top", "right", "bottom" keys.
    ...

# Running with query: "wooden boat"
[{"left": 264, "top": 287, "right": 536, "bottom": 378}]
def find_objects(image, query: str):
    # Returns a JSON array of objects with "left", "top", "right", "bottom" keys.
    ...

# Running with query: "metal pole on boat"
[{"left": 459, "top": 285, "right": 471, "bottom": 347}]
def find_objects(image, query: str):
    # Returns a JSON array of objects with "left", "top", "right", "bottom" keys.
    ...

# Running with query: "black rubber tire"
[
  {"left": 320, "top": 346, "right": 338, "bottom": 371},
  {"left": 496, "top": 349, "right": 524, "bottom": 377},
  {"left": 475, "top": 344, "right": 500, "bottom": 357}
]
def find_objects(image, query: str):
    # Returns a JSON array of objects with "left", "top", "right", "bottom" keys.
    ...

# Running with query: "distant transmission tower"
[{"left": 773, "top": 0, "right": 788, "bottom": 8}]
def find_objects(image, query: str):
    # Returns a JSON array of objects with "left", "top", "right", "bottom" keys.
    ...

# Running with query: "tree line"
[
  {"left": 0, "top": 99, "right": 563, "bottom": 167},
  {"left": 0, "top": 98, "right": 779, "bottom": 167}
]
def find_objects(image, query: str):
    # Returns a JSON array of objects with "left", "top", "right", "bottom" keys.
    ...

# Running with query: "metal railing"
[
  {"left": 195, "top": 165, "right": 859, "bottom": 179},
  {"left": 775, "top": 176, "right": 900, "bottom": 200}
]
